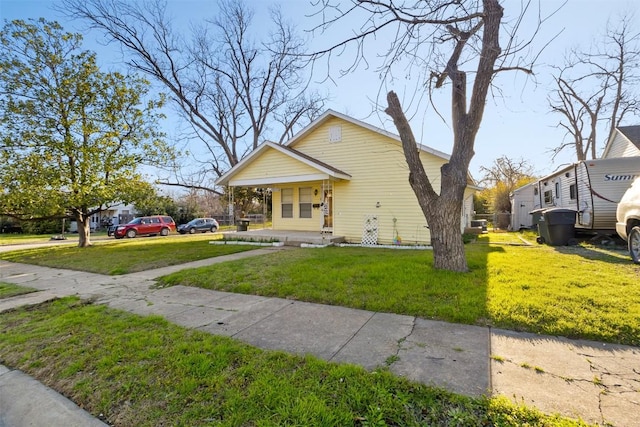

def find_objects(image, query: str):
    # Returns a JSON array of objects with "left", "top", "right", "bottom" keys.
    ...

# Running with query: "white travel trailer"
[
  {"left": 573, "top": 157, "right": 640, "bottom": 232},
  {"left": 511, "top": 157, "right": 640, "bottom": 233}
]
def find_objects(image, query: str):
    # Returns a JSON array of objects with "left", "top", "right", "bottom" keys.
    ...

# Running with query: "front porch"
[{"left": 222, "top": 228, "right": 345, "bottom": 246}]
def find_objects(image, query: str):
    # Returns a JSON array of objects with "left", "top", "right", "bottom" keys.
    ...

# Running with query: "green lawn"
[
  {"left": 3, "top": 232, "right": 639, "bottom": 345},
  {"left": 0, "top": 297, "right": 590, "bottom": 427},
  {"left": 157, "top": 235, "right": 640, "bottom": 346},
  {"left": 0, "top": 282, "right": 37, "bottom": 299},
  {"left": 0, "top": 234, "right": 259, "bottom": 275},
  {"left": 0, "top": 233, "right": 100, "bottom": 245}
]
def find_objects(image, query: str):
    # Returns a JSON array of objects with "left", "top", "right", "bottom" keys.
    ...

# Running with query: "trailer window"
[
  {"left": 544, "top": 190, "right": 553, "bottom": 205},
  {"left": 555, "top": 182, "right": 560, "bottom": 197},
  {"left": 569, "top": 184, "right": 577, "bottom": 200}
]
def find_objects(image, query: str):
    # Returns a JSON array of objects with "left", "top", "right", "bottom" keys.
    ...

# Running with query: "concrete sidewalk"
[{"left": 1, "top": 250, "right": 638, "bottom": 426}]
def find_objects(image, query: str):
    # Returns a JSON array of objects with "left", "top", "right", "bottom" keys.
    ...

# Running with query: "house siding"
[
  {"left": 620, "top": 143, "right": 640, "bottom": 157},
  {"left": 229, "top": 148, "right": 322, "bottom": 183},
  {"left": 290, "top": 117, "right": 449, "bottom": 244},
  {"left": 603, "top": 131, "right": 640, "bottom": 158}
]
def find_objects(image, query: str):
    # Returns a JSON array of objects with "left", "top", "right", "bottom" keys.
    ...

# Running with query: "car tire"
[
  {"left": 160, "top": 228, "right": 169, "bottom": 236},
  {"left": 210, "top": 226, "right": 217, "bottom": 233},
  {"left": 114, "top": 235, "right": 123, "bottom": 240},
  {"left": 629, "top": 226, "right": 640, "bottom": 264},
  {"left": 126, "top": 229, "right": 136, "bottom": 238},
  {"left": 189, "top": 227, "right": 196, "bottom": 234}
]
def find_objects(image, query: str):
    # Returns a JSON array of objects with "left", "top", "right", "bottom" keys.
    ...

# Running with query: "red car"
[{"left": 113, "top": 216, "right": 176, "bottom": 239}]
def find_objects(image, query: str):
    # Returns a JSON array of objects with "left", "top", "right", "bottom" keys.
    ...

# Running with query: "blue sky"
[{"left": 1, "top": 0, "right": 639, "bottom": 182}]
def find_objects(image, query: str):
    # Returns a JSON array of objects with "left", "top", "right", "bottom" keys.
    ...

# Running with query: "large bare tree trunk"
[{"left": 428, "top": 198, "right": 467, "bottom": 271}]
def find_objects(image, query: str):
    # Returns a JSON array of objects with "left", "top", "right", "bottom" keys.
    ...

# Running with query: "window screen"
[
  {"left": 281, "top": 188, "right": 293, "bottom": 218},
  {"left": 299, "top": 187, "right": 312, "bottom": 218}
]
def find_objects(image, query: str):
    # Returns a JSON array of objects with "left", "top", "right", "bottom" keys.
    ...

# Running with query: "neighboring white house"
[
  {"left": 602, "top": 126, "right": 640, "bottom": 159},
  {"left": 95, "top": 203, "right": 136, "bottom": 227},
  {"left": 70, "top": 203, "right": 137, "bottom": 232},
  {"left": 216, "top": 110, "right": 478, "bottom": 245}
]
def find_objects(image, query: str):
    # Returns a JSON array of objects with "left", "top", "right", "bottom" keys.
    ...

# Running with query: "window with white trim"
[
  {"left": 281, "top": 188, "right": 293, "bottom": 218},
  {"left": 299, "top": 187, "right": 312, "bottom": 218}
]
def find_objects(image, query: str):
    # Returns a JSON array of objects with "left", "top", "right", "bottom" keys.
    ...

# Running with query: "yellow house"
[{"left": 216, "top": 110, "right": 477, "bottom": 245}]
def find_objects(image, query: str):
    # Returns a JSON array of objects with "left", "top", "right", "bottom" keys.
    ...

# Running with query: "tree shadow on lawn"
[{"left": 551, "top": 243, "right": 633, "bottom": 264}]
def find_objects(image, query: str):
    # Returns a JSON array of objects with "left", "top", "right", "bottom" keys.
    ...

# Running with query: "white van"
[{"left": 616, "top": 177, "right": 640, "bottom": 263}]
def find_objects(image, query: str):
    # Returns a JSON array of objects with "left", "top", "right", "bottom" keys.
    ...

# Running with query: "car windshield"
[
  {"left": 187, "top": 219, "right": 199, "bottom": 226},
  {"left": 128, "top": 218, "right": 142, "bottom": 224}
]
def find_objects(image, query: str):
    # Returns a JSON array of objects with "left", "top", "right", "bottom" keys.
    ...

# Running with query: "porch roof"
[{"left": 215, "top": 141, "right": 351, "bottom": 187}]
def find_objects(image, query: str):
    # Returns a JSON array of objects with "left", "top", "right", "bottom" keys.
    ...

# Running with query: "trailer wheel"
[
  {"left": 536, "top": 236, "right": 545, "bottom": 244},
  {"left": 629, "top": 226, "right": 640, "bottom": 264}
]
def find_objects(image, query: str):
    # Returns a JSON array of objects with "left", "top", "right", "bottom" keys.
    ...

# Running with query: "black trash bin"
[
  {"left": 530, "top": 208, "right": 550, "bottom": 244},
  {"left": 529, "top": 208, "right": 546, "bottom": 233},
  {"left": 236, "top": 218, "right": 250, "bottom": 232},
  {"left": 542, "top": 208, "right": 577, "bottom": 246}
]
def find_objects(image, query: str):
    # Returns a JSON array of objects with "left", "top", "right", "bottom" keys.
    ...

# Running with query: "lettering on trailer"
[{"left": 604, "top": 173, "right": 639, "bottom": 181}]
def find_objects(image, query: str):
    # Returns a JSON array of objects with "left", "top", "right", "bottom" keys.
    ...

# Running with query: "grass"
[
  {"left": 0, "top": 234, "right": 259, "bottom": 275},
  {"left": 159, "top": 246, "right": 490, "bottom": 324},
  {"left": 157, "top": 234, "right": 640, "bottom": 346},
  {"left": 0, "top": 282, "right": 37, "bottom": 299},
  {"left": 0, "top": 231, "right": 113, "bottom": 245},
  {"left": 3, "top": 231, "right": 639, "bottom": 345},
  {"left": 0, "top": 297, "right": 591, "bottom": 427}
]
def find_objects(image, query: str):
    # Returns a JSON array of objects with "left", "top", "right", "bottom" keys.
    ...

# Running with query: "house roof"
[
  {"left": 215, "top": 109, "right": 478, "bottom": 188},
  {"left": 215, "top": 141, "right": 351, "bottom": 186},
  {"left": 618, "top": 125, "right": 640, "bottom": 149}
]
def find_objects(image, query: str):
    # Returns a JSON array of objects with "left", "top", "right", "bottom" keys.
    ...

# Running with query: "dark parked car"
[
  {"left": 113, "top": 216, "right": 176, "bottom": 239},
  {"left": 177, "top": 218, "right": 219, "bottom": 234}
]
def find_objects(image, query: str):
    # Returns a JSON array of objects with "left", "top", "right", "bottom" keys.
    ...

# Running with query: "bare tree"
[
  {"left": 312, "top": 0, "right": 546, "bottom": 271},
  {"left": 61, "top": 0, "right": 326, "bottom": 191},
  {"left": 549, "top": 13, "right": 640, "bottom": 161}
]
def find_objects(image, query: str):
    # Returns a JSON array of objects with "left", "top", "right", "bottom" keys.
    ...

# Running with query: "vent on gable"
[{"left": 328, "top": 125, "right": 342, "bottom": 143}]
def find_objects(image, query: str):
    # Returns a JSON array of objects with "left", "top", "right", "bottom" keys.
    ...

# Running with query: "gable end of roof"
[
  {"left": 286, "top": 109, "right": 452, "bottom": 161},
  {"left": 618, "top": 125, "right": 640, "bottom": 149}
]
